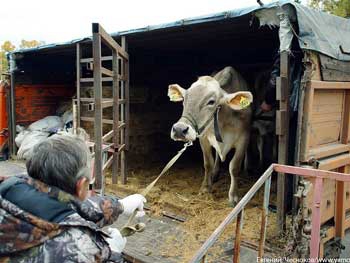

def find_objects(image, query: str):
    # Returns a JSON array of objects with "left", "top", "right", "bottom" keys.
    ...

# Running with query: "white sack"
[
  {"left": 28, "top": 116, "right": 63, "bottom": 132},
  {"left": 17, "top": 131, "right": 50, "bottom": 160}
]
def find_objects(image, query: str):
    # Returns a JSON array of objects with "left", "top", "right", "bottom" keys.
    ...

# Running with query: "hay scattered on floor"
[{"left": 106, "top": 165, "right": 289, "bottom": 262}]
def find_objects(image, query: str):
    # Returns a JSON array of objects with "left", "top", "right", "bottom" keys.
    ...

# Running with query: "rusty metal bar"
[
  {"left": 258, "top": 175, "right": 271, "bottom": 259},
  {"left": 92, "top": 25, "right": 103, "bottom": 190},
  {"left": 233, "top": 210, "right": 244, "bottom": 263},
  {"left": 189, "top": 165, "right": 274, "bottom": 263},
  {"left": 309, "top": 177, "right": 323, "bottom": 260}
]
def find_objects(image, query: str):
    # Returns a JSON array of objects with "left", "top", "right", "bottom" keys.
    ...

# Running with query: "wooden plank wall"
[{"left": 300, "top": 52, "right": 350, "bottom": 253}]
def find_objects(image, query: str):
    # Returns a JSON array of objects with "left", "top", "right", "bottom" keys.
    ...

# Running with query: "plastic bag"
[
  {"left": 28, "top": 116, "right": 63, "bottom": 132},
  {"left": 15, "top": 129, "right": 31, "bottom": 148},
  {"left": 17, "top": 131, "right": 50, "bottom": 160}
]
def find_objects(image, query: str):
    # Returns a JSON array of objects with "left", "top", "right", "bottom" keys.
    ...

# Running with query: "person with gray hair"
[{"left": 0, "top": 135, "right": 146, "bottom": 263}]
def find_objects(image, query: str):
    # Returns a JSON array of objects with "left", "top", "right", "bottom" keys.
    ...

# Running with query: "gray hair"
[{"left": 26, "top": 135, "right": 91, "bottom": 195}]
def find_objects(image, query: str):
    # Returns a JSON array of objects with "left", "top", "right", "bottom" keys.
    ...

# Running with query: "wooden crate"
[
  {"left": 345, "top": 165, "right": 350, "bottom": 231},
  {"left": 305, "top": 177, "right": 336, "bottom": 224},
  {"left": 299, "top": 81, "right": 350, "bottom": 163}
]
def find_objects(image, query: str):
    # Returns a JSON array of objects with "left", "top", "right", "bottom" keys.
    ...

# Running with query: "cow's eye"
[{"left": 207, "top": 100, "right": 215, "bottom": 106}]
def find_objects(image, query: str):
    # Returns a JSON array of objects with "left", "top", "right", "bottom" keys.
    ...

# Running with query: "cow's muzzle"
[{"left": 171, "top": 122, "right": 197, "bottom": 142}]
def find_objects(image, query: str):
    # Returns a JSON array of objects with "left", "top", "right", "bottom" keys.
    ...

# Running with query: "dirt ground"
[{"left": 106, "top": 163, "right": 291, "bottom": 262}]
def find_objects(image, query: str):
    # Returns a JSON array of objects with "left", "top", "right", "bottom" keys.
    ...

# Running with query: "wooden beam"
[
  {"left": 310, "top": 80, "right": 350, "bottom": 90},
  {"left": 76, "top": 43, "right": 81, "bottom": 129},
  {"left": 80, "top": 77, "right": 113, "bottom": 82},
  {"left": 101, "top": 67, "right": 114, "bottom": 77},
  {"left": 92, "top": 23, "right": 129, "bottom": 61},
  {"left": 112, "top": 49, "right": 120, "bottom": 184},
  {"left": 102, "top": 130, "right": 114, "bottom": 142},
  {"left": 81, "top": 116, "right": 114, "bottom": 125},
  {"left": 92, "top": 30, "right": 103, "bottom": 190},
  {"left": 80, "top": 56, "right": 112, "bottom": 63}
]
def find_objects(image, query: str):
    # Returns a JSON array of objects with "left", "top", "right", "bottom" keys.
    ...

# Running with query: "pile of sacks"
[{"left": 15, "top": 111, "right": 75, "bottom": 160}]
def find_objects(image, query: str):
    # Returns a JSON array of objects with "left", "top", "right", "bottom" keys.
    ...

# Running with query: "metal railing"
[{"left": 190, "top": 164, "right": 350, "bottom": 263}]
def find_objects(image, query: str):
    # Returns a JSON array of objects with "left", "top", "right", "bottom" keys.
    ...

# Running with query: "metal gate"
[{"left": 74, "top": 23, "right": 129, "bottom": 193}]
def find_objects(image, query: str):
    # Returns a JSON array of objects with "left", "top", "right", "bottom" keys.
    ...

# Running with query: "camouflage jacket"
[{"left": 0, "top": 175, "right": 124, "bottom": 263}]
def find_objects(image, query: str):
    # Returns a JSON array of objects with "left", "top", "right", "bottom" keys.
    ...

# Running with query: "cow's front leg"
[
  {"left": 199, "top": 137, "right": 214, "bottom": 194},
  {"left": 228, "top": 140, "right": 248, "bottom": 206}
]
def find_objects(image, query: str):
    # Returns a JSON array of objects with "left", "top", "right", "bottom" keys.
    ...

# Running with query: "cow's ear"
[
  {"left": 168, "top": 84, "right": 185, "bottom": 102},
  {"left": 223, "top": 91, "right": 253, "bottom": 110}
]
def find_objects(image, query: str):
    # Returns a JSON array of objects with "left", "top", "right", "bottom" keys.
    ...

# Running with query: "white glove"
[
  {"left": 119, "top": 194, "right": 146, "bottom": 217},
  {"left": 105, "top": 228, "right": 127, "bottom": 253}
]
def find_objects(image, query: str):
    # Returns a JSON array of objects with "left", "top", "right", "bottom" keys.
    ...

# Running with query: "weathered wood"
[
  {"left": 341, "top": 91, "right": 350, "bottom": 144},
  {"left": 299, "top": 80, "right": 350, "bottom": 162},
  {"left": 102, "top": 130, "right": 114, "bottom": 142},
  {"left": 277, "top": 51, "right": 289, "bottom": 231},
  {"left": 233, "top": 210, "right": 244, "bottom": 263},
  {"left": 275, "top": 110, "right": 286, "bottom": 136},
  {"left": 80, "top": 56, "right": 112, "bottom": 63},
  {"left": 309, "top": 52, "right": 322, "bottom": 81},
  {"left": 101, "top": 67, "right": 114, "bottom": 77},
  {"left": 310, "top": 80, "right": 350, "bottom": 89},
  {"left": 276, "top": 77, "right": 288, "bottom": 101},
  {"left": 335, "top": 166, "right": 346, "bottom": 239},
  {"left": 317, "top": 153, "right": 350, "bottom": 171},
  {"left": 120, "top": 36, "right": 127, "bottom": 185},
  {"left": 92, "top": 31, "right": 103, "bottom": 190},
  {"left": 80, "top": 77, "right": 113, "bottom": 82},
  {"left": 81, "top": 116, "right": 113, "bottom": 124},
  {"left": 320, "top": 54, "right": 350, "bottom": 82},
  {"left": 308, "top": 144, "right": 350, "bottom": 161},
  {"left": 310, "top": 177, "right": 323, "bottom": 260},
  {"left": 76, "top": 43, "right": 81, "bottom": 129},
  {"left": 92, "top": 23, "right": 129, "bottom": 61},
  {"left": 258, "top": 176, "right": 271, "bottom": 259},
  {"left": 112, "top": 49, "right": 120, "bottom": 184}
]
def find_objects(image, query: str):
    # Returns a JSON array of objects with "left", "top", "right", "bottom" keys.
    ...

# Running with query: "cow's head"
[{"left": 168, "top": 76, "right": 253, "bottom": 142}]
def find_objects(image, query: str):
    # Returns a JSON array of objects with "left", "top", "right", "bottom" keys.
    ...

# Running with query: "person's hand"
[
  {"left": 105, "top": 228, "right": 127, "bottom": 253},
  {"left": 261, "top": 101, "right": 272, "bottom": 112},
  {"left": 119, "top": 194, "right": 146, "bottom": 217}
]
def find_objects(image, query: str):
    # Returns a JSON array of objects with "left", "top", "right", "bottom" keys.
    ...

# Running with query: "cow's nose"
[{"left": 172, "top": 123, "right": 190, "bottom": 139}]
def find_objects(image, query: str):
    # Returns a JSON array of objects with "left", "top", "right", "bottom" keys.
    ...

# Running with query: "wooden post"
[
  {"left": 76, "top": 43, "right": 81, "bottom": 130},
  {"left": 233, "top": 210, "right": 244, "bottom": 263},
  {"left": 112, "top": 49, "right": 120, "bottom": 184},
  {"left": 120, "top": 36, "right": 128, "bottom": 184},
  {"left": 310, "top": 177, "right": 323, "bottom": 260},
  {"left": 276, "top": 51, "right": 290, "bottom": 231},
  {"left": 92, "top": 24, "right": 103, "bottom": 190},
  {"left": 258, "top": 176, "right": 272, "bottom": 259}
]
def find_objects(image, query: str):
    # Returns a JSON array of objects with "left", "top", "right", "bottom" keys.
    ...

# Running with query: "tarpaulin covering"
[{"left": 12, "top": 0, "right": 350, "bottom": 61}]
